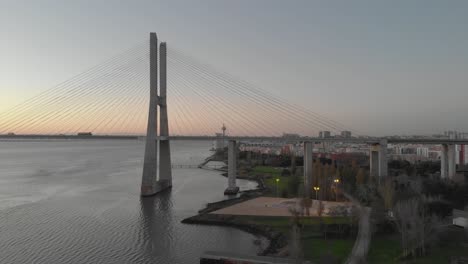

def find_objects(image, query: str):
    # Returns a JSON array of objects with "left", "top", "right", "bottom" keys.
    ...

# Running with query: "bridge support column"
[
  {"left": 379, "top": 139, "right": 388, "bottom": 179},
  {"left": 448, "top": 144, "right": 456, "bottom": 179},
  {"left": 158, "top": 42, "right": 172, "bottom": 185},
  {"left": 224, "top": 140, "right": 240, "bottom": 195},
  {"left": 441, "top": 144, "right": 455, "bottom": 179},
  {"left": 303, "top": 141, "right": 313, "bottom": 198},
  {"left": 141, "top": 33, "right": 172, "bottom": 196},
  {"left": 369, "top": 139, "right": 387, "bottom": 182},
  {"left": 441, "top": 144, "right": 448, "bottom": 179}
]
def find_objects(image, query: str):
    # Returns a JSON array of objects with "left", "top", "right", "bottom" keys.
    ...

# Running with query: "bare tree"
[
  {"left": 378, "top": 178, "right": 395, "bottom": 215},
  {"left": 288, "top": 206, "right": 304, "bottom": 263},
  {"left": 393, "top": 197, "right": 441, "bottom": 258},
  {"left": 356, "top": 168, "right": 366, "bottom": 185},
  {"left": 317, "top": 199, "right": 325, "bottom": 217},
  {"left": 394, "top": 198, "right": 417, "bottom": 257}
]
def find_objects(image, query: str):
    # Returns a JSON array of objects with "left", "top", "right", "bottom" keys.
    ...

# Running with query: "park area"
[
  {"left": 209, "top": 196, "right": 359, "bottom": 263},
  {"left": 242, "top": 164, "right": 468, "bottom": 263}
]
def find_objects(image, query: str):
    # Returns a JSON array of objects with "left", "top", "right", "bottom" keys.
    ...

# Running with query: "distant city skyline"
[{"left": 1, "top": 0, "right": 468, "bottom": 136}]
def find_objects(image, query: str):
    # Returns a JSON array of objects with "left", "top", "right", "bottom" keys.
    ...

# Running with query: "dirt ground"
[{"left": 210, "top": 196, "right": 351, "bottom": 217}]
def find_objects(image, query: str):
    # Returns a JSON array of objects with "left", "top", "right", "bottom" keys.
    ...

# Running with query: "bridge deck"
[{"left": 2, "top": 135, "right": 468, "bottom": 144}]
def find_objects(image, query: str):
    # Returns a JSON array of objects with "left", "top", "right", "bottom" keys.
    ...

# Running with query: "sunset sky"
[{"left": 1, "top": 0, "right": 468, "bottom": 136}]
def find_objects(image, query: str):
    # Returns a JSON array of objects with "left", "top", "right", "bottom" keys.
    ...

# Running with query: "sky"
[{"left": 1, "top": 0, "right": 467, "bottom": 136}]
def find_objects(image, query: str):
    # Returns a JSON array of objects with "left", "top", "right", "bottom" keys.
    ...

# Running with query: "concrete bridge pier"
[
  {"left": 141, "top": 33, "right": 172, "bottom": 196},
  {"left": 158, "top": 42, "right": 172, "bottom": 187},
  {"left": 303, "top": 141, "right": 313, "bottom": 198},
  {"left": 224, "top": 140, "right": 240, "bottom": 195},
  {"left": 369, "top": 139, "right": 388, "bottom": 182},
  {"left": 441, "top": 144, "right": 456, "bottom": 179}
]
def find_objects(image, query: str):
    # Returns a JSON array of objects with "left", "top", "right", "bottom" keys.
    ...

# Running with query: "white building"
[{"left": 416, "top": 147, "right": 429, "bottom": 158}]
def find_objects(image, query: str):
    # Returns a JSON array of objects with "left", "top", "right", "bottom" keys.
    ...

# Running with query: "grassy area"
[
  {"left": 238, "top": 215, "right": 354, "bottom": 263},
  {"left": 368, "top": 228, "right": 468, "bottom": 263},
  {"left": 248, "top": 166, "right": 354, "bottom": 261},
  {"left": 252, "top": 166, "right": 292, "bottom": 196},
  {"left": 412, "top": 245, "right": 468, "bottom": 264},
  {"left": 367, "top": 236, "right": 401, "bottom": 263},
  {"left": 252, "top": 166, "right": 282, "bottom": 177},
  {"left": 303, "top": 238, "right": 355, "bottom": 262}
]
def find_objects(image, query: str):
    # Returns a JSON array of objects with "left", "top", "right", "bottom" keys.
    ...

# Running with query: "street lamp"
[
  {"left": 276, "top": 178, "right": 280, "bottom": 197},
  {"left": 313, "top": 186, "right": 320, "bottom": 200},
  {"left": 333, "top": 179, "right": 340, "bottom": 201}
]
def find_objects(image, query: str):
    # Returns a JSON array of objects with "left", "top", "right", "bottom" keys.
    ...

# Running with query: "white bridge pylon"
[{"left": 141, "top": 33, "right": 172, "bottom": 196}]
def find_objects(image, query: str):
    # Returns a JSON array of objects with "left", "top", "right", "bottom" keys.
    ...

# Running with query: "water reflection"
[{"left": 140, "top": 190, "right": 175, "bottom": 262}]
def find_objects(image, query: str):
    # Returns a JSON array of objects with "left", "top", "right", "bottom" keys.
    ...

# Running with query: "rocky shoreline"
[
  {"left": 181, "top": 191, "right": 288, "bottom": 256},
  {"left": 181, "top": 168, "right": 288, "bottom": 256}
]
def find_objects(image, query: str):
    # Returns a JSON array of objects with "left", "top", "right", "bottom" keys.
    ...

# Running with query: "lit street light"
[
  {"left": 276, "top": 178, "right": 280, "bottom": 197},
  {"left": 333, "top": 179, "right": 340, "bottom": 201},
  {"left": 313, "top": 186, "right": 320, "bottom": 200}
]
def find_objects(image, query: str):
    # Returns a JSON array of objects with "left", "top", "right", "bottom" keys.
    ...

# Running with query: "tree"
[
  {"left": 288, "top": 207, "right": 304, "bottom": 263},
  {"left": 300, "top": 197, "right": 312, "bottom": 216},
  {"left": 341, "top": 165, "right": 357, "bottom": 193},
  {"left": 291, "top": 153, "right": 297, "bottom": 175},
  {"left": 393, "top": 198, "right": 417, "bottom": 258},
  {"left": 314, "top": 161, "right": 321, "bottom": 188},
  {"left": 317, "top": 199, "right": 325, "bottom": 217},
  {"left": 288, "top": 175, "right": 301, "bottom": 197},
  {"left": 322, "top": 164, "right": 330, "bottom": 200},
  {"left": 356, "top": 168, "right": 366, "bottom": 185},
  {"left": 355, "top": 184, "right": 374, "bottom": 205},
  {"left": 329, "top": 163, "right": 337, "bottom": 179},
  {"left": 328, "top": 205, "right": 349, "bottom": 238},
  {"left": 379, "top": 178, "right": 395, "bottom": 212},
  {"left": 281, "top": 168, "right": 291, "bottom": 177},
  {"left": 393, "top": 197, "right": 441, "bottom": 258},
  {"left": 334, "top": 165, "right": 341, "bottom": 180},
  {"left": 333, "top": 169, "right": 342, "bottom": 201}
]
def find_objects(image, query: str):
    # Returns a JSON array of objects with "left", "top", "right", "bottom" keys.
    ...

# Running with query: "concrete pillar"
[
  {"left": 215, "top": 133, "right": 223, "bottom": 150},
  {"left": 448, "top": 144, "right": 456, "bottom": 178},
  {"left": 158, "top": 42, "right": 172, "bottom": 186},
  {"left": 441, "top": 144, "right": 448, "bottom": 179},
  {"left": 225, "top": 140, "right": 239, "bottom": 195},
  {"left": 378, "top": 139, "right": 388, "bottom": 180},
  {"left": 303, "top": 141, "right": 313, "bottom": 198},
  {"left": 459, "top": 145, "right": 465, "bottom": 167},
  {"left": 369, "top": 140, "right": 387, "bottom": 182},
  {"left": 141, "top": 32, "right": 159, "bottom": 196},
  {"left": 369, "top": 144, "right": 379, "bottom": 178}
]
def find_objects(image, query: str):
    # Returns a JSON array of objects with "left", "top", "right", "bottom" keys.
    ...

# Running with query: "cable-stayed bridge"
[
  {"left": 0, "top": 36, "right": 354, "bottom": 137},
  {"left": 0, "top": 32, "right": 466, "bottom": 196}
]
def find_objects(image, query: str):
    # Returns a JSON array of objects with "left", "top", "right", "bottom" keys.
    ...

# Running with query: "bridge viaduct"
[
  {"left": 138, "top": 32, "right": 468, "bottom": 197},
  {"left": 224, "top": 137, "right": 468, "bottom": 197}
]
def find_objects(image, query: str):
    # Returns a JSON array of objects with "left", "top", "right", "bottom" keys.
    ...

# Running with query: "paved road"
[{"left": 344, "top": 193, "right": 371, "bottom": 264}]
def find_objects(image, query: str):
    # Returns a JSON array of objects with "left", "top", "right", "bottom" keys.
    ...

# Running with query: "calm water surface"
[{"left": 0, "top": 140, "right": 259, "bottom": 263}]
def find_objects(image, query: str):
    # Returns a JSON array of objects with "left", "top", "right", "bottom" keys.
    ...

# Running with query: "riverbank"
[
  {"left": 182, "top": 162, "right": 287, "bottom": 256},
  {"left": 182, "top": 213, "right": 288, "bottom": 255},
  {"left": 185, "top": 163, "right": 349, "bottom": 260},
  {"left": 182, "top": 196, "right": 357, "bottom": 262}
]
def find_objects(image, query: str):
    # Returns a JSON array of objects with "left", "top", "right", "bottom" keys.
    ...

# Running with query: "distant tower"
[{"left": 222, "top": 123, "right": 227, "bottom": 148}]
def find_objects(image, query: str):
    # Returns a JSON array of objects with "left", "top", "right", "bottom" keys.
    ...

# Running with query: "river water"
[{"left": 0, "top": 140, "right": 259, "bottom": 263}]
